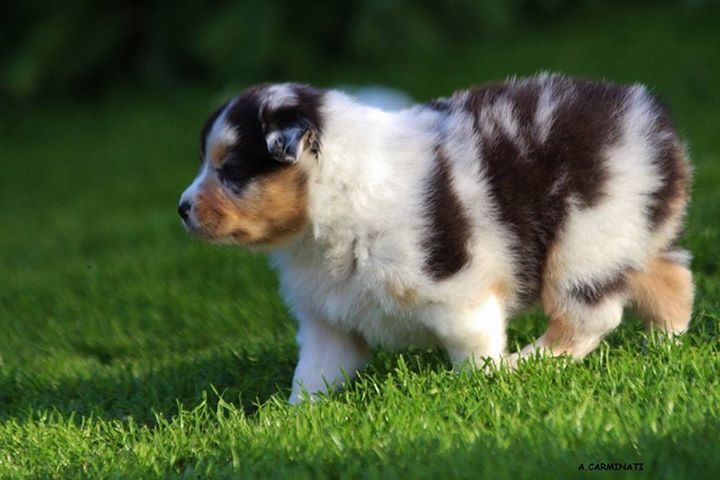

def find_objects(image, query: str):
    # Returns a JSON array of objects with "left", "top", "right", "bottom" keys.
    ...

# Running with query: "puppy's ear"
[
  {"left": 262, "top": 86, "right": 323, "bottom": 163},
  {"left": 265, "top": 123, "right": 317, "bottom": 163}
]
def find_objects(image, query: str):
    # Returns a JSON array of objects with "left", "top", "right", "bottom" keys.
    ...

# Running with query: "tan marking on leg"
[
  {"left": 506, "top": 243, "right": 575, "bottom": 359},
  {"left": 541, "top": 242, "right": 566, "bottom": 292},
  {"left": 532, "top": 284, "right": 577, "bottom": 355},
  {"left": 512, "top": 244, "right": 625, "bottom": 363},
  {"left": 627, "top": 256, "right": 693, "bottom": 334},
  {"left": 520, "top": 288, "right": 624, "bottom": 360}
]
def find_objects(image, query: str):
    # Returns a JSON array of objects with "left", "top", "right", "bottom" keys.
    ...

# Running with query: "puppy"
[{"left": 179, "top": 74, "right": 693, "bottom": 404}]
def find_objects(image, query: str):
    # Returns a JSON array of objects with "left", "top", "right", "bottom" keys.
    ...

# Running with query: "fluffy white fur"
[{"left": 258, "top": 91, "right": 519, "bottom": 402}]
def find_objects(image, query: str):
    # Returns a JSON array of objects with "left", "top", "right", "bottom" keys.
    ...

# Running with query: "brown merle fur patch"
[
  {"left": 543, "top": 239, "right": 629, "bottom": 306},
  {"left": 421, "top": 146, "right": 471, "bottom": 280},
  {"left": 463, "top": 77, "right": 629, "bottom": 302},
  {"left": 569, "top": 271, "right": 630, "bottom": 304},
  {"left": 645, "top": 97, "right": 691, "bottom": 230}
]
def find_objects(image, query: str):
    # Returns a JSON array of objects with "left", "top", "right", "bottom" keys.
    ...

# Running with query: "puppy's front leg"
[
  {"left": 424, "top": 292, "right": 507, "bottom": 371},
  {"left": 289, "top": 315, "right": 370, "bottom": 404}
]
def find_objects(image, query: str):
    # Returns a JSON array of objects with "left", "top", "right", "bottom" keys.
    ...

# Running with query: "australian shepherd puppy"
[{"left": 179, "top": 73, "right": 693, "bottom": 403}]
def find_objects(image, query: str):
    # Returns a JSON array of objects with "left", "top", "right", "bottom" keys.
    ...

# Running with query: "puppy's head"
[{"left": 178, "top": 84, "right": 324, "bottom": 247}]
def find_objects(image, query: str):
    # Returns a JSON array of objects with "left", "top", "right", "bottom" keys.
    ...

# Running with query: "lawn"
[{"left": 1, "top": 4, "right": 719, "bottom": 479}]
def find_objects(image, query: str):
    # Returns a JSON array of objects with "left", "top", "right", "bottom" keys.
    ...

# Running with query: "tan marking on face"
[
  {"left": 192, "top": 165, "right": 309, "bottom": 246},
  {"left": 209, "top": 141, "right": 231, "bottom": 168},
  {"left": 627, "top": 256, "right": 693, "bottom": 333}
]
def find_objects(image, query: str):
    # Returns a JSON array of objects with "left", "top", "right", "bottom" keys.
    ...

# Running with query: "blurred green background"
[{"left": 0, "top": 0, "right": 717, "bottom": 102}]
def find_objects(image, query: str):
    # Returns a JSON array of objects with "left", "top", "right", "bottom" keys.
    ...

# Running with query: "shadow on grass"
[
  {"left": 1, "top": 312, "right": 713, "bottom": 428},
  {"left": 0, "top": 343, "right": 459, "bottom": 427},
  {"left": 0, "top": 345, "right": 296, "bottom": 425}
]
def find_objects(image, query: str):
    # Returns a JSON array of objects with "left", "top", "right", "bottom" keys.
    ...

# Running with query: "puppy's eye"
[
  {"left": 219, "top": 163, "right": 247, "bottom": 179},
  {"left": 217, "top": 164, "right": 250, "bottom": 193}
]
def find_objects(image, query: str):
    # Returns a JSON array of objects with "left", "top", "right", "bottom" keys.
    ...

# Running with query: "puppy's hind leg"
[
  {"left": 513, "top": 283, "right": 625, "bottom": 363},
  {"left": 627, "top": 251, "right": 694, "bottom": 336}
]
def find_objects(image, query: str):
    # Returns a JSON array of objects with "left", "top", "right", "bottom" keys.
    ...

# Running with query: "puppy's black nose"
[{"left": 178, "top": 201, "right": 191, "bottom": 222}]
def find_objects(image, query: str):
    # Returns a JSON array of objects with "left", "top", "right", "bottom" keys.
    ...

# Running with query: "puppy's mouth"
[{"left": 182, "top": 219, "right": 251, "bottom": 246}]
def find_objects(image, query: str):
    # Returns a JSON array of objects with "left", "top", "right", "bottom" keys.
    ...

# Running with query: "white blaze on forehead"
[
  {"left": 205, "top": 98, "right": 239, "bottom": 159},
  {"left": 264, "top": 84, "right": 299, "bottom": 110},
  {"left": 180, "top": 162, "right": 211, "bottom": 207}
]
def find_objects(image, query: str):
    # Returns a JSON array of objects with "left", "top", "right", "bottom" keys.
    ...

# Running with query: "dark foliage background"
[{"left": 1, "top": 0, "right": 715, "bottom": 101}]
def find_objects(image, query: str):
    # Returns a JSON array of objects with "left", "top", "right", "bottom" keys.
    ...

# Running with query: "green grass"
[{"left": 1, "top": 4, "right": 719, "bottom": 479}]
